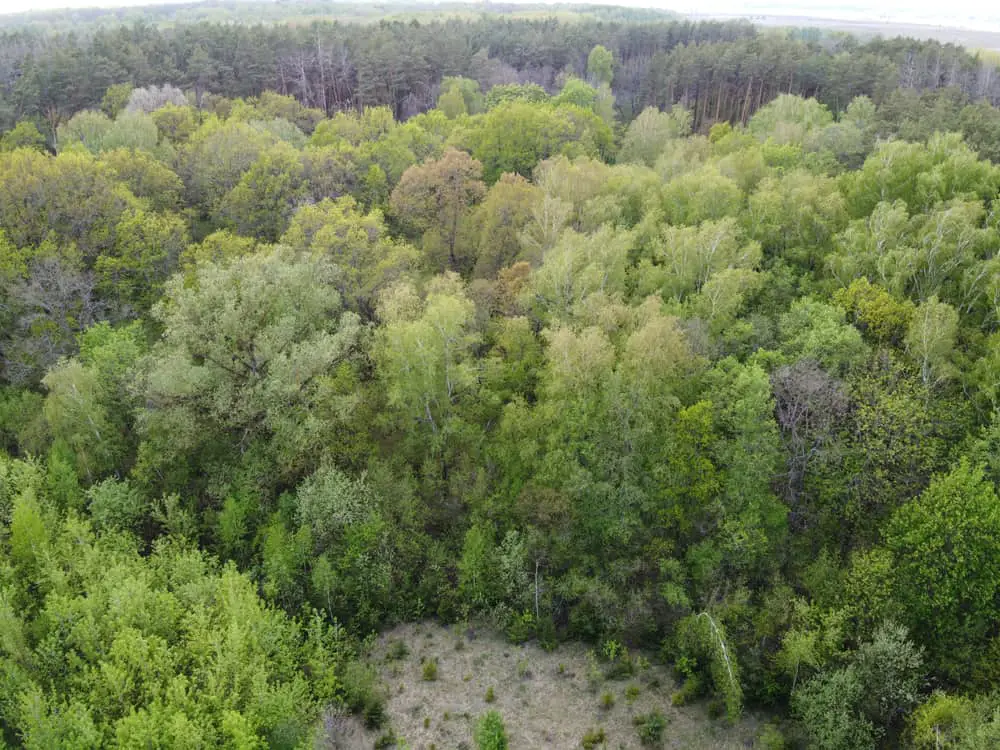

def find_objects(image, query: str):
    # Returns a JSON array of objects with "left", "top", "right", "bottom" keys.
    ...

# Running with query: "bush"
[
  {"left": 386, "top": 639, "right": 409, "bottom": 661},
  {"left": 757, "top": 723, "right": 786, "bottom": 750},
  {"left": 507, "top": 611, "right": 535, "bottom": 643},
  {"left": 600, "top": 691, "right": 615, "bottom": 710},
  {"left": 585, "top": 650, "right": 603, "bottom": 692},
  {"left": 604, "top": 655, "right": 636, "bottom": 681},
  {"left": 516, "top": 659, "right": 532, "bottom": 679},
  {"left": 537, "top": 614, "right": 558, "bottom": 651},
  {"left": 422, "top": 657, "right": 439, "bottom": 681},
  {"left": 341, "top": 662, "right": 387, "bottom": 729},
  {"left": 581, "top": 726, "right": 607, "bottom": 749},
  {"left": 485, "top": 686, "right": 496, "bottom": 703},
  {"left": 671, "top": 674, "right": 704, "bottom": 706},
  {"left": 674, "top": 613, "right": 743, "bottom": 720},
  {"left": 634, "top": 711, "right": 668, "bottom": 746},
  {"left": 474, "top": 710, "right": 509, "bottom": 750}
]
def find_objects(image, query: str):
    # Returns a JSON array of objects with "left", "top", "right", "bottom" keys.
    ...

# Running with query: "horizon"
[{"left": 0, "top": 0, "right": 997, "bottom": 35}]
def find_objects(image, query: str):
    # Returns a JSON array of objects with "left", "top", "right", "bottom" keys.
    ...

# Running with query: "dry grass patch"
[{"left": 346, "top": 621, "right": 762, "bottom": 750}]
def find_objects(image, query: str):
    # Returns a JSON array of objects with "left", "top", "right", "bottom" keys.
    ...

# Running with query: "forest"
[{"left": 0, "top": 1, "right": 998, "bottom": 748}]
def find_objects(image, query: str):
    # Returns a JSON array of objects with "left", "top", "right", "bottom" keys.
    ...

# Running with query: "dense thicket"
[{"left": 3, "top": 5, "right": 1000, "bottom": 748}]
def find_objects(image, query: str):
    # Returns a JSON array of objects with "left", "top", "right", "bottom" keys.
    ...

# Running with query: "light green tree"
[
  {"left": 282, "top": 196, "right": 419, "bottom": 316},
  {"left": 220, "top": 141, "right": 306, "bottom": 241},
  {"left": 529, "top": 225, "right": 632, "bottom": 320},
  {"left": 375, "top": 274, "right": 479, "bottom": 435},
  {"left": 905, "top": 295, "right": 958, "bottom": 388},
  {"left": 618, "top": 106, "right": 692, "bottom": 166},
  {"left": 661, "top": 165, "right": 742, "bottom": 226},
  {"left": 0, "top": 121, "right": 47, "bottom": 152},
  {"left": 437, "top": 76, "right": 484, "bottom": 118},
  {"left": 749, "top": 94, "right": 834, "bottom": 146},
  {"left": 587, "top": 45, "right": 614, "bottom": 86},
  {"left": 636, "top": 217, "right": 761, "bottom": 300},
  {"left": 96, "top": 207, "right": 189, "bottom": 314},
  {"left": 42, "top": 321, "right": 146, "bottom": 483},
  {"left": 137, "top": 248, "right": 362, "bottom": 490}
]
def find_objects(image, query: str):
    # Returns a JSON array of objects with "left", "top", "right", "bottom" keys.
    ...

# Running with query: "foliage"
[
  {"left": 136, "top": 247, "right": 362, "bottom": 497},
  {"left": 885, "top": 460, "right": 1000, "bottom": 680},
  {"left": 674, "top": 613, "right": 743, "bottom": 721},
  {"left": 581, "top": 726, "right": 607, "bottom": 749},
  {"left": 0, "top": 461, "right": 354, "bottom": 747},
  {"left": 1, "top": 12, "right": 1000, "bottom": 745},
  {"left": 633, "top": 711, "right": 668, "bottom": 746},
  {"left": 422, "top": 658, "right": 439, "bottom": 682},
  {"left": 474, "top": 710, "right": 509, "bottom": 750},
  {"left": 619, "top": 106, "right": 692, "bottom": 166}
]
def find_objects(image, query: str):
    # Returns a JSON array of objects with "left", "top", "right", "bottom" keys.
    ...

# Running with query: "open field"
[
  {"left": 691, "top": 12, "right": 1000, "bottom": 49},
  {"left": 320, "top": 621, "right": 767, "bottom": 749}
]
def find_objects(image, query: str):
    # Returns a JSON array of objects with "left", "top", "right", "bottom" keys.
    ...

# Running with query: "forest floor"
[{"left": 322, "top": 621, "right": 766, "bottom": 749}]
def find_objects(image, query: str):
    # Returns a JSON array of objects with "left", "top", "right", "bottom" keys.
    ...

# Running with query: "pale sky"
[
  {"left": 0, "top": 0, "right": 189, "bottom": 14},
  {"left": 0, "top": 0, "right": 996, "bottom": 32}
]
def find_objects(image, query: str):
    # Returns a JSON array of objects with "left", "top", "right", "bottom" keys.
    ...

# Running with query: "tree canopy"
[{"left": 1, "top": 5, "right": 1000, "bottom": 747}]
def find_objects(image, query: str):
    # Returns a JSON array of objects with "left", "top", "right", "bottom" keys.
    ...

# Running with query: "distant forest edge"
[
  {"left": 0, "top": 1, "right": 680, "bottom": 29},
  {"left": 2, "top": 8, "right": 1000, "bottom": 143},
  {"left": 0, "top": 0, "right": 680, "bottom": 30}
]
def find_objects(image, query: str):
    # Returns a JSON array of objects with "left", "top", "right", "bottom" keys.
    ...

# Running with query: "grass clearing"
[{"left": 322, "top": 621, "right": 763, "bottom": 749}]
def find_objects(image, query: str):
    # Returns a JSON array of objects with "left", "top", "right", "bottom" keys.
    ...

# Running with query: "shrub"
[
  {"left": 362, "top": 699, "right": 387, "bottom": 731},
  {"left": 758, "top": 723, "right": 786, "bottom": 750},
  {"left": 671, "top": 674, "right": 704, "bottom": 706},
  {"left": 602, "top": 639, "right": 624, "bottom": 661},
  {"left": 604, "top": 654, "right": 636, "bottom": 681},
  {"left": 581, "top": 726, "right": 607, "bottom": 749},
  {"left": 634, "top": 711, "right": 668, "bottom": 746},
  {"left": 516, "top": 659, "right": 532, "bottom": 679},
  {"left": 674, "top": 613, "right": 743, "bottom": 720},
  {"left": 507, "top": 611, "right": 535, "bottom": 643},
  {"left": 422, "top": 658, "right": 439, "bottom": 681},
  {"left": 485, "top": 686, "right": 496, "bottom": 703},
  {"left": 537, "top": 614, "right": 559, "bottom": 651},
  {"left": 585, "top": 650, "right": 603, "bottom": 692},
  {"left": 625, "top": 684, "right": 641, "bottom": 704},
  {"left": 474, "top": 710, "right": 509, "bottom": 750},
  {"left": 600, "top": 691, "right": 615, "bottom": 710},
  {"left": 387, "top": 639, "right": 409, "bottom": 661},
  {"left": 341, "top": 662, "right": 387, "bottom": 730}
]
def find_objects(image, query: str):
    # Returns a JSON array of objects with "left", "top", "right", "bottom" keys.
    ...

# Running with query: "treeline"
[
  {"left": 0, "top": 1, "right": 680, "bottom": 32},
  {"left": 1, "top": 12, "right": 999, "bottom": 139}
]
